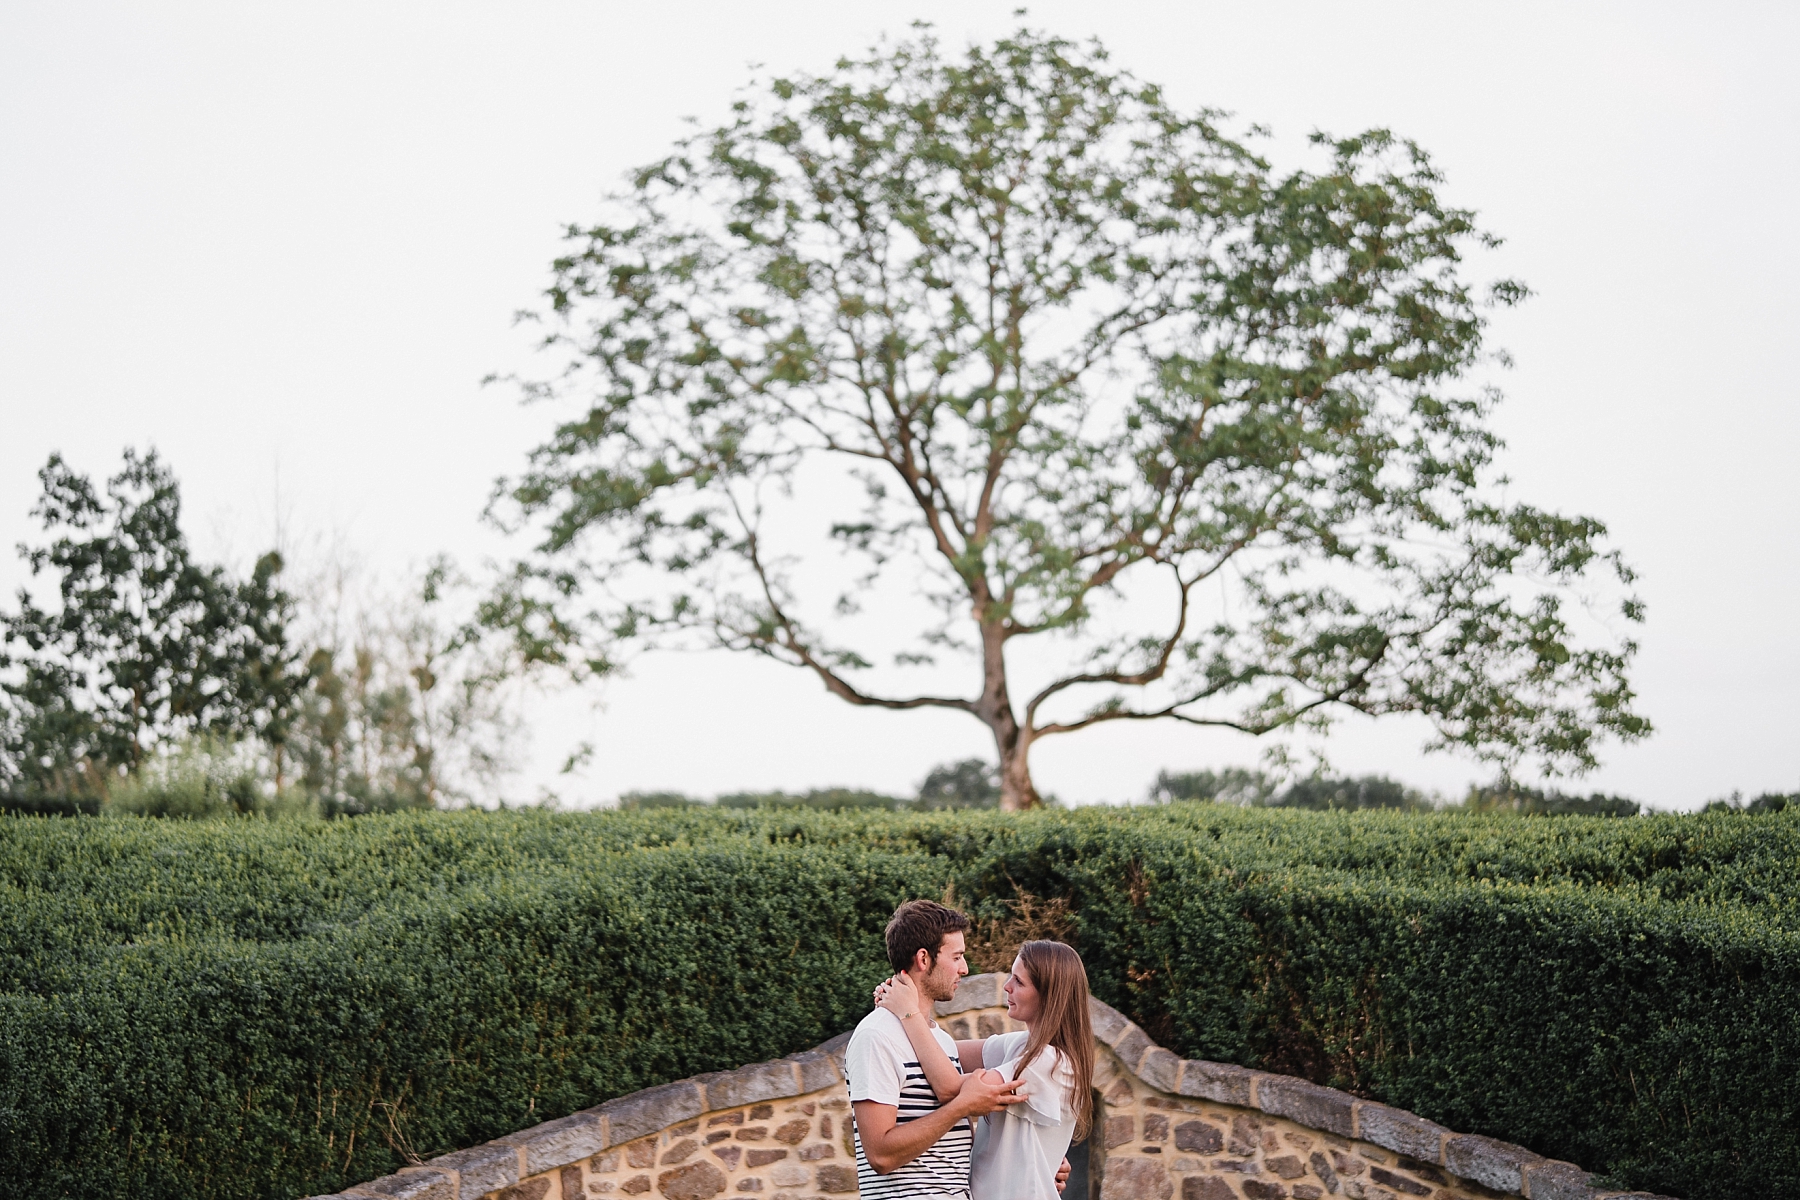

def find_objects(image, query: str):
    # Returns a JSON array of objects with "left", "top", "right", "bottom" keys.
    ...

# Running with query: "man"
[{"left": 846, "top": 900, "right": 1070, "bottom": 1199}]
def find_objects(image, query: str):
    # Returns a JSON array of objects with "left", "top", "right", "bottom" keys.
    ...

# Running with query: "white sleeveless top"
[{"left": 969, "top": 1031, "right": 1078, "bottom": 1200}]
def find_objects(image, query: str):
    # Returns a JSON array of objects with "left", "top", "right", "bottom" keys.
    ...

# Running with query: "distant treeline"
[{"left": 616, "top": 766, "right": 1797, "bottom": 819}]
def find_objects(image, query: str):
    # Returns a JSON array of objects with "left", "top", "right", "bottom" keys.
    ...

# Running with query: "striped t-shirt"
[{"left": 844, "top": 1008, "right": 972, "bottom": 1199}]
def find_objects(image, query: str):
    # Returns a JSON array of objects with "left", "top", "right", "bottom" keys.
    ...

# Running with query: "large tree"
[{"left": 491, "top": 27, "right": 1648, "bottom": 809}]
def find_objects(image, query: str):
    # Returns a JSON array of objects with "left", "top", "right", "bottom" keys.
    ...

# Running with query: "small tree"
[
  {"left": 0, "top": 450, "right": 302, "bottom": 796},
  {"left": 287, "top": 557, "right": 523, "bottom": 812},
  {"left": 492, "top": 27, "right": 1649, "bottom": 810}
]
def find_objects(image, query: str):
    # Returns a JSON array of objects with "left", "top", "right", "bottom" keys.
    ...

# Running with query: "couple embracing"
[{"left": 846, "top": 900, "right": 1093, "bottom": 1200}]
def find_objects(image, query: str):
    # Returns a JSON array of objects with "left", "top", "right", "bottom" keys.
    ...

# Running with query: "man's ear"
[{"left": 912, "top": 946, "right": 933, "bottom": 974}]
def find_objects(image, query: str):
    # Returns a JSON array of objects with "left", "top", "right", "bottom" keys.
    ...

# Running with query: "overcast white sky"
[{"left": 3, "top": 2, "right": 1796, "bottom": 809}]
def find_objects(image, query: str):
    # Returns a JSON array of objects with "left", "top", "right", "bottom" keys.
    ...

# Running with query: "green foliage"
[
  {"left": 1273, "top": 774, "right": 1433, "bottom": 812},
  {"left": 1150, "top": 767, "right": 1279, "bottom": 805},
  {"left": 490, "top": 25, "right": 1648, "bottom": 809},
  {"left": 106, "top": 739, "right": 263, "bottom": 819},
  {"left": 616, "top": 789, "right": 708, "bottom": 809},
  {"left": 103, "top": 739, "right": 320, "bottom": 821},
  {"left": 285, "top": 557, "right": 525, "bottom": 814},
  {"left": 0, "top": 450, "right": 304, "bottom": 798},
  {"left": 717, "top": 787, "right": 909, "bottom": 812},
  {"left": 914, "top": 759, "right": 1001, "bottom": 810},
  {"left": 1703, "top": 790, "right": 1796, "bottom": 814},
  {"left": 1463, "top": 778, "right": 1642, "bottom": 816},
  {"left": 3, "top": 804, "right": 1797, "bottom": 1199}
]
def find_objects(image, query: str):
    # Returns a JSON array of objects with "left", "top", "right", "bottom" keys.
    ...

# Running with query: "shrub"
[
  {"left": 1463, "top": 779, "right": 1642, "bottom": 816},
  {"left": 2, "top": 804, "right": 1797, "bottom": 1200},
  {"left": 1148, "top": 766, "right": 1277, "bottom": 805}
]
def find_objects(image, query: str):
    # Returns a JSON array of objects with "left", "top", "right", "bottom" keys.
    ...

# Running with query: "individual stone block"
[
  {"left": 1268, "top": 1155, "right": 1306, "bottom": 1180},
  {"left": 710, "top": 1146, "right": 742, "bottom": 1170},
  {"left": 815, "top": 1164, "right": 858, "bottom": 1193},
  {"left": 1354, "top": 1103, "right": 1447, "bottom": 1163},
  {"left": 745, "top": 1150, "right": 787, "bottom": 1167},
  {"left": 561, "top": 1165, "right": 585, "bottom": 1198},
  {"left": 1112, "top": 1024, "right": 1154, "bottom": 1071},
  {"left": 735, "top": 1180, "right": 762, "bottom": 1194},
  {"left": 620, "top": 1178, "right": 651, "bottom": 1196},
  {"left": 1142, "top": 1113, "right": 1169, "bottom": 1142},
  {"left": 1308, "top": 1151, "right": 1338, "bottom": 1193},
  {"left": 769, "top": 1163, "right": 810, "bottom": 1187},
  {"left": 698, "top": 1060, "right": 801, "bottom": 1111},
  {"left": 431, "top": 1140, "right": 520, "bottom": 1195},
  {"left": 1240, "top": 1183, "right": 1286, "bottom": 1200},
  {"left": 507, "top": 1108, "right": 612, "bottom": 1173},
  {"left": 1088, "top": 998, "right": 1132, "bottom": 1046},
  {"left": 937, "top": 974, "right": 1000, "bottom": 1013},
  {"left": 497, "top": 1180, "right": 551, "bottom": 1200},
  {"left": 734, "top": 1127, "right": 768, "bottom": 1141},
  {"left": 656, "top": 1161, "right": 727, "bottom": 1200},
  {"left": 1173, "top": 1120, "right": 1222, "bottom": 1154},
  {"left": 1100, "top": 1158, "right": 1174, "bottom": 1200},
  {"left": 785, "top": 1048, "right": 842, "bottom": 1094},
  {"left": 1229, "top": 1115, "right": 1261, "bottom": 1157},
  {"left": 1521, "top": 1159, "right": 1600, "bottom": 1200},
  {"left": 1291, "top": 1187, "right": 1321, "bottom": 1200},
  {"left": 1442, "top": 1134, "right": 1542, "bottom": 1194},
  {"left": 354, "top": 1169, "right": 457, "bottom": 1200},
  {"left": 1175, "top": 1060, "right": 1256, "bottom": 1107},
  {"left": 591, "top": 1152, "right": 623, "bottom": 1172},
  {"left": 709, "top": 1113, "right": 744, "bottom": 1127},
  {"left": 749, "top": 1105, "right": 773, "bottom": 1120},
  {"left": 978, "top": 1013, "right": 1007, "bottom": 1036},
  {"left": 1182, "top": 1179, "right": 1235, "bottom": 1200},
  {"left": 1257, "top": 1076, "right": 1354, "bottom": 1137},
  {"left": 1106, "top": 1115, "right": 1136, "bottom": 1148},
  {"left": 662, "top": 1139, "right": 699, "bottom": 1165},
  {"left": 1138, "top": 1048, "right": 1181, "bottom": 1093},
  {"left": 799, "top": 1142, "right": 834, "bottom": 1161},
  {"left": 773, "top": 1118, "right": 810, "bottom": 1144},
  {"left": 1368, "top": 1165, "right": 1431, "bottom": 1196},
  {"left": 626, "top": 1141, "right": 656, "bottom": 1169},
  {"left": 599, "top": 1083, "right": 705, "bottom": 1148}
]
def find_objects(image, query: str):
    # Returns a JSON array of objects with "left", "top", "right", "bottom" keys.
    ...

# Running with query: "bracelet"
[{"left": 898, "top": 1010, "right": 920, "bottom": 1022}]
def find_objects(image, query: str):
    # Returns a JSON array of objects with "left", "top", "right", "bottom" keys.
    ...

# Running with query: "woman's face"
[{"left": 1003, "top": 955, "right": 1041, "bottom": 1024}]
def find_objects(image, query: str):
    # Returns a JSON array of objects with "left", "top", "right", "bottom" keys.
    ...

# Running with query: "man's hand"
[
  {"left": 1055, "top": 1156, "right": 1072, "bottom": 1193},
  {"left": 953, "top": 1067, "right": 1026, "bottom": 1118}
]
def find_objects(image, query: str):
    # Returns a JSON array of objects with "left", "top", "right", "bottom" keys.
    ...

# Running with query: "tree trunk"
[
  {"left": 976, "top": 617, "right": 1041, "bottom": 811},
  {"left": 997, "top": 732, "right": 1040, "bottom": 812}
]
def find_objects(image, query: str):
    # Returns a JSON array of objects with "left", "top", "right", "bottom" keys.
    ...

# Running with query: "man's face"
[{"left": 914, "top": 930, "right": 969, "bottom": 1002}]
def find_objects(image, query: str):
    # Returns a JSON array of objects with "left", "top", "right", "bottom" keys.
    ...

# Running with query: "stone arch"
[{"left": 311, "top": 974, "right": 1672, "bottom": 1200}]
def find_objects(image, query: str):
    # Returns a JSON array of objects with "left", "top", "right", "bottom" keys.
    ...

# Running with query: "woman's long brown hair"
[{"left": 1008, "top": 940, "right": 1095, "bottom": 1142}]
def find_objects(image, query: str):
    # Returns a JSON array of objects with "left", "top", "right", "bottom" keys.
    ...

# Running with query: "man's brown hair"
[{"left": 884, "top": 899, "right": 970, "bottom": 972}]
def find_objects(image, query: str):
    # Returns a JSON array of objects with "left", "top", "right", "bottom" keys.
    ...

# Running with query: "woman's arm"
[{"left": 873, "top": 974, "right": 965, "bottom": 1102}]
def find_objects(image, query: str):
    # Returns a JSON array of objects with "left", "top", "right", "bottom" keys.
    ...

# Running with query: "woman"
[{"left": 874, "top": 940, "right": 1094, "bottom": 1200}]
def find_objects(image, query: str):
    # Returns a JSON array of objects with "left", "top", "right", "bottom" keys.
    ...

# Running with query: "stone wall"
[{"left": 309, "top": 974, "right": 1674, "bottom": 1200}]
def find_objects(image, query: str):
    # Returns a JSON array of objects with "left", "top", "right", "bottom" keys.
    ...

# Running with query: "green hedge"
[{"left": 2, "top": 805, "right": 1798, "bottom": 1199}]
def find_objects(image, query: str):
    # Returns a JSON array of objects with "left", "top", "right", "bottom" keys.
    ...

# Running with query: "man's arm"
[{"left": 852, "top": 1072, "right": 1024, "bottom": 1175}]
